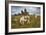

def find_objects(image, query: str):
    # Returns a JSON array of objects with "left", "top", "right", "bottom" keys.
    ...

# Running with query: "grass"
[{"left": 11, "top": 15, "right": 40, "bottom": 29}]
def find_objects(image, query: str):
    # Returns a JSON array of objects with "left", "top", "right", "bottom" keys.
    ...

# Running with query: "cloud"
[{"left": 11, "top": 6, "right": 40, "bottom": 15}]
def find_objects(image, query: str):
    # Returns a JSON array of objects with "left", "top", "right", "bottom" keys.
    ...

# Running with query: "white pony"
[{"left": 20, "top": 16, "right": 30, "bottom": 25}]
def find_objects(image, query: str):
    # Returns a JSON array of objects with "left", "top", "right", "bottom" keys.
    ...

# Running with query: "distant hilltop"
[{"left": 14, "top": 8, "right": 29, "bottom": 16}]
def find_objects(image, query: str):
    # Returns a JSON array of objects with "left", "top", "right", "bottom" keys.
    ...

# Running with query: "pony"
[{"left": 20, "top": 15, "right": 30, "bottom": 25}]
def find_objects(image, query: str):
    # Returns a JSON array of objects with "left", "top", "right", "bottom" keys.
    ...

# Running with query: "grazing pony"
[{"left": 20, "top": 15, "right": 30, "bottom": 25}]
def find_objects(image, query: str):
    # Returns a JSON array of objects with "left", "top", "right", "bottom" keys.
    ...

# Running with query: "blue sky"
[{"left": 11, "top": 6, "right": 40, "bottom": 15}]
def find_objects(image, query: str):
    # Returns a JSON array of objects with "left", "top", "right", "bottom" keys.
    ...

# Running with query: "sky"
[{"left": 11, "top": 6, "right": 40, "bottom": 15}]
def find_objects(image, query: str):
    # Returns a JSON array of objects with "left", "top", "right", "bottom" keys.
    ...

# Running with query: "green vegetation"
[{"left": 11, "top": 15, "right": 40, "bottom": 29}]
